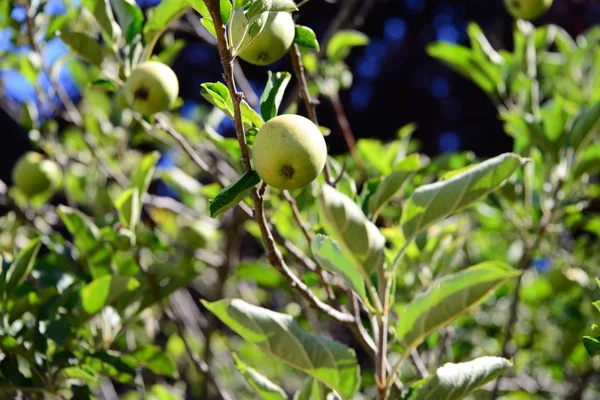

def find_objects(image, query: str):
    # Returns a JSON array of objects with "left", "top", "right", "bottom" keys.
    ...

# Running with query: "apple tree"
[{"left": 0, "top": 0, "right": 598, "bottom": 399}]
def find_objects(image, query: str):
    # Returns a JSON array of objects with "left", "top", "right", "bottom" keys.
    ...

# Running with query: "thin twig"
[
  {"left": 283, "top": 190, "right": 335, "bottom": 300},
  {"left": 410, "top": 349, "right": 429, "bottom": 379},
  {"left": 328, "top": 92, "right": 364, "bottom": 172},
  {"left": 205, "top": 1, "right": 354, "bottom": 324}
]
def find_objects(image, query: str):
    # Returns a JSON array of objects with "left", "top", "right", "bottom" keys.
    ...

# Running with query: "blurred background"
[{"left": 1, "top": 0, "right": 599, "bottom": 176}]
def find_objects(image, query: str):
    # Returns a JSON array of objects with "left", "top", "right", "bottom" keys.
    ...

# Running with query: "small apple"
[
  {"left": 504, "top": 0, "right": 553, "bottom": 20},
  {"left": 252, "top": 114, "right": 327, "bottom": 190},
  {"left": 12, "top": 152, "right": 62, "bottom": 199},
  {"left": 124, "top": 61, "right": 179, "bottom": 115},
  {"left": 230, "top": 9, "right": 295, "bottom": 66}
]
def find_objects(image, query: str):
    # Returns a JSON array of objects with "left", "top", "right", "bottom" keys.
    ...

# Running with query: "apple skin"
[
  {"left": 231, "top": 9, "right": 295, "bottom": 66},
  {"left": 124, "top": 61, "right": 179, "bottom": 115},
  {"left": 252, "top": 114, "right": 327, "bottom": 190},
  {"left": 12, "top": 152, "right": 62, "bottom": 199},
  {"left": 504, "top": 0, "right": 553, "bottom": 20}
]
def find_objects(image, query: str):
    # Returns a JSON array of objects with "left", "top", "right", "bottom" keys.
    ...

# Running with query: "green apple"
[
  {"left": 231, "top": 9, "right": 295, "bottom": 66},
  {"left": 504, "top": 0, "right": 553, "bottom": 20},
  {"left": 12, "top": 152, "right": 62, "bottom": 199},
  {"left": 124, "top": 61, "right": 179, "bottom": 115},
  {"left": 252, "top": 114, "right": 327, "bottom": 190}
]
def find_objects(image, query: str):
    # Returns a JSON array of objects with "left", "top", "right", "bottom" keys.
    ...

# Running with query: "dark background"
[{"left": 1, "top": 0, "right": 599, "bottom": 184}]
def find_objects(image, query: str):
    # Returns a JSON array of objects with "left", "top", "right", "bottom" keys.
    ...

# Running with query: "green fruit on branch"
[
  {"left": 124, "top": 61, "right": 179, "bottom": 115},
  {"left": 504, "top": 0, "right": 553, "bottom": 20},
  {"left": 12, "top": 152, "right": 62, "bottom": 199},
  {"left": 317, "top": 185, "right": 386, "bottom": 275},
  {"left": 231, "top": 9, "right": 295, "bottom": 66},
  {"left": 251, "top": 114, "right": 327, "bottom": 190}
]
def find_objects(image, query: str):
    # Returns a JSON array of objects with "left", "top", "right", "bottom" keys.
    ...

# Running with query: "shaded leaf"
[
  {"left": 5, "top": 239, "right": 42, "bottom": 298},
  {"left": 260, "top": 71, "right": 291, "bottom": 121},
  {"left": 368, "top": 154, "right": 421, "bottom": 219},
  {"left": 404, "top": 357, "right": 512, "bottom": 400},
  {"left": 143, "top": 0, "right": 189, "bottom": 55},
  {"left": 203, "top": 298, "right": 360, "bottom": 399},
  {"left": 209, "top": 171, "right": 260, "bottom": 218},
  {"left": 114, "top": 188, "right": 141, "bottom": 229},
  {"left": 233, "top": 353, "right": 287, "bottom": 400},
  {"left": 317, "top": 185, "right": 385, "bottom": 275},
  {"left": 395, "top": 262, "right": 521, "bottom": 350},
  {"left": 59, "top": 31, "right": 104, "bottom": 66},
  {"left": 583, "top": 336, "right": 600, "bottom": 357},
  {"left": 401, "top": 153, "right": 526, "bottom": 241},
  {"left": 311, "top": 234, "right": 366, "bottom": 299},
  {"left": 569, "top": 100, "right": 600, "bottom": 152},
  {"left": 81, "top": 0, "right": 120, "bottom": 42},
  {"left": 112, "top": 0, "right": 144, "bottom": 43}
]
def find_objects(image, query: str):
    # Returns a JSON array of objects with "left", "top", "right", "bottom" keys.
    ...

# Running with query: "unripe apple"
[
  {"left": 124, "top": 61, "right": 179, "bottom": 115},
  {"left": 230, "top": 9, "right": 295, "bottom": 66},
  {"left": 252, "top": 114, "right": 327, "bottom": 190},
  {"left": 12, "top": 152, "right": 62, "bottom": 199},
  {"left": 504, "top": 0, "right": 553, "bottom": 20}
]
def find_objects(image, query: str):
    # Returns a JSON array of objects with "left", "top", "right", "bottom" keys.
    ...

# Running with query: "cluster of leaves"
[{"left": 0, "top": 0, "right": 598, "bottom": 399}]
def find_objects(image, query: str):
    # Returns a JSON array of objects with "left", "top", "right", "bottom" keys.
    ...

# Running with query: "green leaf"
[
  {"left": 200, "top": 17, "right": 216, "bottom": 37},
  {"left": 46, "top": 320, "right": 73, "bottom": 346},
  {"left": 131, "top": 152, "right": 160, "bottom": 205},
  {"left": 326, "top": 30, "right": 369, "bottom": 62},
  {"left": 574, "top": 144, "right": 600, "bottom": 178},
  {"left": 89, "top": 79, "right": 119, "bottom": 91},
  {"left": 368, "top": 154, "right": 421, "bottom": 219},
  {"left": 112, "top": 0, "right": 144, "bottom": 43},
  {"left": 247, "top": 0, "right": 298, "bottom": 20},
  {"left": 583, "top": 336, "right": 600, "bottom": 357},
  {"left": 114, "top": 188, "right": 141, "bottom": 229},
  {"left": 201, "top": 81, "right": 263, "bottom": 128},
  {"left": 317, "top": 185, "right": 386, "bottom": 275},
  {"left": 125, "top": 346, "right": 177, "bottom": 377},
  {"left": 8, "top": 288, "right": 58, "bottom": 323},
  {"left": 294, "top": 378, "right": 326, "bottom": 400},
  {"left": 311, "top": 234, "right": 366, "bottom": 300},
  {"left": 401, "top": 153, "right": 526, "bottom": 241},
  {"left": 427, "top": 42, "right": 497, "bottom": 95},
  {"left": 569, "top": 100, "right": 600, "bottom": 152},
  {"left": 81, "top": 0, "right": 120, "bottom": 42},
  {"left": 5, "top": 239, "right": 42, "bottom": 298},
  {"left": 143, "top": 0, "right": 189, "bottom": 56},
  {"left": 295, "top": 25, "right": 319, "bottom": 51},
  {"left": 260, "top": 71, "right": 291, "bottom": 121},
  {"left": 404, "top": 357, "right": 512, "bottom": 400},
  {"left": 209, "top": 171, "right": 260, "bottom": 218},
  {"left": 233, "top": 353, "right": 287, "bottom": 400},
  {"left": 58, "top": 206, "right": 101, "bottom": 254},
  {"left": 185, "top": 0, "right": 209, "bottom": 18},
  {"left": 395, "top": 262, "right": 521, "bottom": 351},
  {"left": 81, "top": 275, "right": 140, "bottom": 316},
  {"left": 203, "top": 298, "right": 360, "bottom": 399},
  {"left": 58, "top": 31, "right": 104, "bottom": 66},
  {"left": 220, "top": 0, "right": 232, "bottom": 23}
]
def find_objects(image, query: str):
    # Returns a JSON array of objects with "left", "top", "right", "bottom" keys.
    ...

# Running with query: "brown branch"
[
  {"left": 204, "top": 1, "right": 354, "bottom": 325},
  {"left": 283, "top": 190, "right": 335, "bottom": 300},
  {"left": 329, "top": 92, "right": 364, "bottom": 171},
  {"left": 254, "top": 184, "right": 354, "bottom": 323}
]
